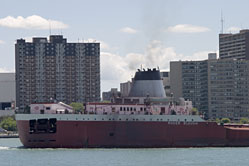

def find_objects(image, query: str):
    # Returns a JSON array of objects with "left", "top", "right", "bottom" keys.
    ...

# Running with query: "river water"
[{"left": 0, "top": 138, "right": 249, "bottom": 166}]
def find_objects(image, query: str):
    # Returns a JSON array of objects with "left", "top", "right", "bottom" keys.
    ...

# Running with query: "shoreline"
[{"left": 0, "top": 134, "right": 19, "bottom": 138}]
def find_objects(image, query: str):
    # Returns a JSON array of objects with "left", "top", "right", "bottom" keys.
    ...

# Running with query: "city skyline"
[{"left": 1, "top": 0, "right": 249, "bottom": 91}]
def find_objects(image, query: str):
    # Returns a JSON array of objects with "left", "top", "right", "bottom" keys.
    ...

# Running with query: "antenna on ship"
[{"left": 220, "top": 10, "right": 224, "bottom": 34}]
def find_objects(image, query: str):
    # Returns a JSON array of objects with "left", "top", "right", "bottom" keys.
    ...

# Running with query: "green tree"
[
  {"left": 0, "top": 117, "right": 17, "bottom": 131},
  {"left": 101, "top": 100, "right": 111, "bottom": 103},
  {"left": 215, "top": 118, "right": 221, "bottom": 123},
  {"left": 240, "top": 117, "right": 249, "bottom": 124},
  {"left": 221, "top": 118, "right": 231, "bottom": 124},
  {"left": 191, "top": 108, "right": 199, "bottom": 115},
  {"left": 70, "top": 102, "right": 84, "bottom": 113}
]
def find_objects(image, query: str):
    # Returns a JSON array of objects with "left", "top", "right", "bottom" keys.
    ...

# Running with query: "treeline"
[
  {"left": 0, "top": 116, "right": 17, "bottom": 131},
  {"left": 216, "top": 117, "right": 249, "bottom": 124}
]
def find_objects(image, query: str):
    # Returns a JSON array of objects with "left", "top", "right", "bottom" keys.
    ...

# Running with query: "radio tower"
[{"left": 221, "top": 11, "right": 224, "bottom": 34}]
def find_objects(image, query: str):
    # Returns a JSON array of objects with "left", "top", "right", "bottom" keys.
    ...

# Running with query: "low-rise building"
[
  {"left": 120, "top": 81, "right": 132, "bottom": 97},
  {"left": 102, "top": 88, "right": 121, "bottom": 101},
  {"left": 0, "top": 73, "right": 15, "bottom": 117},
  {"left": 160, "top": 71, "right": 170, "bottom": 96}
]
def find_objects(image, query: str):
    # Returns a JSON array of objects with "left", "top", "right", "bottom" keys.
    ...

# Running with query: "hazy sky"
[{"left": 0, "top": 0, "right": 249, "bottom": 91}]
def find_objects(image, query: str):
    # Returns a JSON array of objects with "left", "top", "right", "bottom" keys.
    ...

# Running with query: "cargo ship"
[{"left": 16, "top": 68, "right": 249, "bottom": 148}]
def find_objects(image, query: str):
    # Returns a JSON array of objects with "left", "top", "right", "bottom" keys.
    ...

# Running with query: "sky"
[{"left": 0, "top": 0, "right": 249, "bottom": 92}]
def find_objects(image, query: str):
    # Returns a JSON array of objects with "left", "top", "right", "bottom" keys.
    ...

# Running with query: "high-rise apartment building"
[
  {"left": 170, "top": 57, "right": 249, "bottom": 120},
  {"left": 219, "top": 29, "right": 249, "bottom": 60},
  {"left": 208, "top": 59, "right": 249, "bottom": 120},
  {"left": 170, "top": 61, "right": 209, "bottom": 117},
  {"left": 15, "top": 35, "right": 100, "bottom": 110}
]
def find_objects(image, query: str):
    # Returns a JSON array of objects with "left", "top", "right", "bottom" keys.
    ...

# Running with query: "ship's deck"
[{"left": 15, "top": 113, "right": 205, "bottom": 122}]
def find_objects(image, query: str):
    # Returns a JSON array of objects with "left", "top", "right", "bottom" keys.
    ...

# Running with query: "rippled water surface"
[{"left": 1, "top": 138, "right": 249, "bottom": 166}]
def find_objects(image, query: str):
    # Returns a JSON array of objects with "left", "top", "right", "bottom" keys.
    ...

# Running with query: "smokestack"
[{"left": 128, "top": 68, "right": 166, "bottom": 97}]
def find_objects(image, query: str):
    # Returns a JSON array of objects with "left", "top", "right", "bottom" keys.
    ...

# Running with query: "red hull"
[{"left": 17, "top": 120, "right": 249, "bottom": 148}]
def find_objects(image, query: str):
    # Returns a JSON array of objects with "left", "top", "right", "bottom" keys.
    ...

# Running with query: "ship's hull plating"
[{"left": 16, "top": 114, "right": 249, "bottom": 148}]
